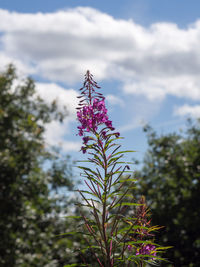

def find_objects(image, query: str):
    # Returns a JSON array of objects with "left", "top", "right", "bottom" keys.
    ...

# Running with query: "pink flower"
[
  {"left": 127, "top": 245, "right": 132, "bottom": 251},
  {"left": 83, "top": 136, "right": 89, "bottom": 144},
  {"left": 136, "top": 244, "right": 156, "bottom": 259},
  {"left": 77, "top": 98, "right": 118, "bottom": 153},
  {"left": 77, "top": 71, "right": 121, "bottom": 153}
]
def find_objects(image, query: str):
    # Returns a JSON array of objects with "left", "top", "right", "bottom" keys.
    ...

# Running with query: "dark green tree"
[
  {"left": 0, "top": 65, "right": 78, "bottom": 267},
  {"left": 134, "top": 121, "right": 200, "bottom": 267}
]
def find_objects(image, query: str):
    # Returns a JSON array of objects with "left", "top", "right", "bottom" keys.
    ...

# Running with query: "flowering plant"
[{"left": 70, "top": 71, "right": 169, "bottom": 266}]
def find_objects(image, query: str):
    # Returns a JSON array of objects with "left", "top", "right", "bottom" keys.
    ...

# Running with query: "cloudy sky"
[{"left": 0, "top": 0, "right": 200, "bottom": 165}]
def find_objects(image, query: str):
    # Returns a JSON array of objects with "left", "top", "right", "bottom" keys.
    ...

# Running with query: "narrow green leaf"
[
  {"left": 64, "top": 264, "right": 79, "bottom": 267},
  {"left": 77, "top": 166, "right": 98, "bottom": 176},
  {"left": 104, "top": 137, "right": 123, "bottom": 150},
  {"left": 79, "top": 190, "right": 98, "bottom": 197},
  {"left": 113, "top": 202, "right": 142, "bottom": 208},
  {"left": 119, "top": 178, "right": 137, "bottom": 183},
  {"left": 65, "top": 215, "right": 82, "bottom": 219},
  {"left": 108, "top": 155, "right": 123, "bottom": 166},
  {"left": 111, "top": 150, "right": 136, "bottom": 158}
]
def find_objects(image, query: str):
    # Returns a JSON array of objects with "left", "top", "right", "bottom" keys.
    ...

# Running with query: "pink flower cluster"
[
  {"left": 136, "top": 244, "right": 156, "bottom": 258},
  {"left": 77, "top": 98, "right": 114, "bottom": 136},
  {"left": 77, "top": 98, "right": 120, "bottom": 153},
  {"left": 128, "top": 243, "right": 156, "bottom": 260}
]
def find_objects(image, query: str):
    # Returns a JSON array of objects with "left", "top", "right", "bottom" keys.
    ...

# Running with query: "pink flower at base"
[
  {"left": 136, "top": 244, "right": 156, "bottom": 260},
  {"left": 127, "top": 245, "right": 132, "bottom": 251}
]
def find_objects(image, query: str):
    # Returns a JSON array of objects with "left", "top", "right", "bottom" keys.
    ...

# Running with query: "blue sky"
[
  {"left": 0, "top": 0, "right": 200, "bottom": 170},
  {"left": 1, "top": 0, "right": 200, "bottom": 27}
]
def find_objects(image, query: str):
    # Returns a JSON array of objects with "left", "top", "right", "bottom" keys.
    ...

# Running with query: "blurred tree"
[
  {"left": 134, "top": 121, "right": 200, "bottom": 267},
  {"left": 0, "top": 65, "right": 78, "bottom": 266}
]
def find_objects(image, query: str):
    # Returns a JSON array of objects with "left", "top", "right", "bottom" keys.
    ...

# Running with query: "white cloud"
[
  {"left": 174, "top": 104, "right": 200, "bottom": 119},
  {"left": 44, "top": 120, "right": 81, "bottom": 152},
  {"left": 0, "top": 7, "right": 200, "bottom": 101},
  {"left": 106, "top": 94, "right": 124, "bottom": 106},
  {"left": 36, "top": 82, "right": 78, "bottom": 118},
  {"left": 35, "top": 82, "right": 80, "bottom": 152},
  {"left": 119, "top": 117, "right": 146, "bottom": 133},
  {"left": 0, "top": 52, "right": 35, "bottom": 75}
]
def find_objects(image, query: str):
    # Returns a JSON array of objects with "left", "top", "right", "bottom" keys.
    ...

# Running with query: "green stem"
[{"left": 100, "top": 135, "right": 112, "bottom": 267}]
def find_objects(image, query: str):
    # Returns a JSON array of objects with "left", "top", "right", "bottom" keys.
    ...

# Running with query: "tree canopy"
[{"left": 0, "top": 65, "right": 77, "bottom": 266}]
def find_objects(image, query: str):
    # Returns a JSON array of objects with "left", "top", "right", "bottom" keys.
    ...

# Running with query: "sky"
[{"left": 0, "top": 0, "right": 200, "bottom": 171}]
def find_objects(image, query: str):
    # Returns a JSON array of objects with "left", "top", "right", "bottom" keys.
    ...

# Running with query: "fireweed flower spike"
[{"left": 71, "top": 71, "right": 169, "bottom": 266}]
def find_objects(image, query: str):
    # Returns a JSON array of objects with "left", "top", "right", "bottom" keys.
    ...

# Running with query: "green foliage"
[
  {"left": 0, "top": 65, "right": 77, "bottom": 266},
  {"left": 135, "top": 121, "right": 200, "bottom": 266}
]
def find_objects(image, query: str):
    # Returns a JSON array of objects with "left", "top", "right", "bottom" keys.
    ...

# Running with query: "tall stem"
[{"left": 100, "top": 137, "right": 112, "bottom": 266}]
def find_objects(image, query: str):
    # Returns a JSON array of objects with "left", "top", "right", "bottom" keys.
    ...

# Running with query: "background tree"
[
  {"left": 134, "top": 120, "right": 200, "bottom": 267},
  {"left": 0, "top": 65, "right": 79, "bottom": 267}
]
